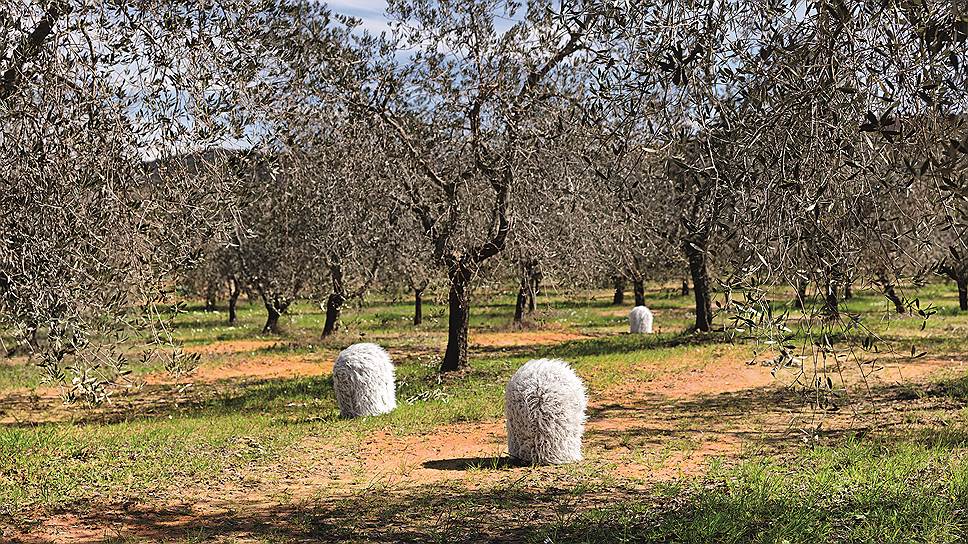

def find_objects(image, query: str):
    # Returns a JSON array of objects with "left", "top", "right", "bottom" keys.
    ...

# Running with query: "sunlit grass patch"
[{"left": 535, "top": 437, "right": 968, "bottom": 543}]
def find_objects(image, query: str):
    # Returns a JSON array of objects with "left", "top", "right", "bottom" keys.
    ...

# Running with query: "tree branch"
[{"left": 0, "top": 1, "right": 66, "bottom": 103}]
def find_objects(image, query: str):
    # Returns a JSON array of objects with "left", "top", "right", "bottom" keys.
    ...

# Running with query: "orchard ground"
[{"left": 1, "top": 283, "right": 968, "bottom": 543}]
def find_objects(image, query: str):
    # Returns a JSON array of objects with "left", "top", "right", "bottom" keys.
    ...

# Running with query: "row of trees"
[{"left": 1, "top": 0, "right": 966, "bottom": 399}]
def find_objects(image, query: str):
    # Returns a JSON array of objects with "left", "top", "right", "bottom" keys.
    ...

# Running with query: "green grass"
[
  {"left": 0, "top": 413, "right": 294, "bottom": 515},
  {"left": 535, "top": 436, "right": 968, "bottom": 543},
  {"left": 0, "top": 281, "right": 967, "bottom": 541}
]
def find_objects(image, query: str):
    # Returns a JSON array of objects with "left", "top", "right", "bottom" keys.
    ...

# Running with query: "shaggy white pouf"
[
  {"left": 629, "top": 305, "right": 654, "bottom": 333},
  {"left": 332, "top": 343, "right": 396, "bottom": 418},
  {"left": 505, "top": 358, "right": 587, "bottom": 465}
]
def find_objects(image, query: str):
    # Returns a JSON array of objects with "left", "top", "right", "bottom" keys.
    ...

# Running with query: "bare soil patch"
[
  {"left": 5, "top": 332, "right": 967, "bottom": 542},
  {"left": 183, "top": 339, "right": 284, "bottom": 355},
  {"left": 472, "top": 331, "right": 590, "bottom": 348},
  {"left": 145, "top": 352, "right": 333, "bottom": 386}
]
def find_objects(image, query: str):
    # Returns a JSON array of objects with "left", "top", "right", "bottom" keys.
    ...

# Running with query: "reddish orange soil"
[
  {"left": 182, "top": 338, "right": 285, "bottom": 355},
  {"left": 471, "top": 330, "right": 590, "bottom": 347},
  {"left": 145, "top": 352, "right": 334, "bottom": 385},
  {"left": 4, "top": 332, "right": 966, "bottom": 543}
]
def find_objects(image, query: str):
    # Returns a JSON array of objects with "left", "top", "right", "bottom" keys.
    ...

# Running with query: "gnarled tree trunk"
[
  {"left": 527, "top": 263, "right": 541, "bottom": 312},
  {"left": 684, "top": 240, "right": 713, "bottom": 332},
  {"left": 940, "top": 261, "right": 968, "bottom": 311},
  {"left": 262, "top": 296, "right": 288, "bottom": 334},
  {"left": 441, "top": 263, "right": 472, "bottom": 372},
  {"left": 513, "top": 283, "right": 527, "bottom": 325}
]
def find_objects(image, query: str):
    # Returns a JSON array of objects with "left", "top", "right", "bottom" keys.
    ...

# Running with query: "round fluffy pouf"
[
  {"left": 332, "top": 343, "right": 396, "bottom": 418},
  {"left": 505, "top": 358, "right": 587, "bottom": 465},
  {"left": 629, "top": 305, "right": 654, "bottom": 333}
]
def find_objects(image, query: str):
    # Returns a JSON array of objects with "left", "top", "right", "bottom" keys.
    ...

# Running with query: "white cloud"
[{"left": 326, "top": 0, "right": 390, "bottom": 34}]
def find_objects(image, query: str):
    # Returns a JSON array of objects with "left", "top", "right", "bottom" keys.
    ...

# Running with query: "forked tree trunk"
[
  {"left": 684, "top": 241, "right": 713, "bottom": 332},
  {"left": 413, "top": 287, "right": 424, "bottom": 326},
  {"left": 612, "top": 277, "right": 626, "bottom": 305},
  {"left": 632, "top": 279, "right": 645, "bottom": 307},
  {"left": 527, "top": 266, "right": 540, "bottom": 312},
  {"left": 441, "top": 266, "right": 472, "bottom": 372},
  {"left": 322, "top": 264, "right": 346, "bottom": 337},
  {"left": 227, "top": 277, "right": 241, "bottom": 325}
]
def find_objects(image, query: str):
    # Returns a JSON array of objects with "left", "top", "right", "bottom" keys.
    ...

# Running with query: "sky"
[{"left": 326, "top": 0, "right": 391, "bottom": 34}]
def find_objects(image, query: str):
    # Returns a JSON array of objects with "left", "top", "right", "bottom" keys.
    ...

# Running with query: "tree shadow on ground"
[
  {"left": 422, "top": 456, "right": 521, "bottom": 471},
  {"left": 0, "top": 374, "right": 340, "bottom": 428},
  {"left": 540, "top": 331, "right": 727, "bottom": 359},
  {"left": 581, "top": 374, "right": 968, "bottom": 456},
  {"left": 11, "top": 451, "right": 968, "bottom": 544},
  {"left": 4, "top": 485, "right": 635, "bottom": 543}
]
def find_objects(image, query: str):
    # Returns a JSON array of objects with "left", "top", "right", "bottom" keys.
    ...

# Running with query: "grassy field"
[{"left": 1, "top": 282, "right": 967, "bottom": 543}]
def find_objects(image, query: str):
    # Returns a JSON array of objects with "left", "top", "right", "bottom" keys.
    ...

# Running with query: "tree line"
[{"left": 1, "top": 0, "right": 965, "bottom": 401}]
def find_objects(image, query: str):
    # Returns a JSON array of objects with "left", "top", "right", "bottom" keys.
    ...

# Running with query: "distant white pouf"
[
  {"left": 629, "top": 305, "right": 654, "bottom": 333},
  {"left": 332, "top": 343, "right": 396, "bottom": 418},
  {"left": 505, "top": 358, "right": 587, "bottom": 465}
]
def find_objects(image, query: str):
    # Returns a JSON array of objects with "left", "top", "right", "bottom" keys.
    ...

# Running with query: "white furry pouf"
[
  {"left": 629, "top": 305, "right": 654, "bottom": 333},
  {"left": 332, "top": 342, "right": 396, "bottom": 418},
  {"left": 505, "top": 358, "right": 587, "bottom": 465}
]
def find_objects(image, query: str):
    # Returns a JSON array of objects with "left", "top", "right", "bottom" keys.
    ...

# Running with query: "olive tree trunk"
[
  {"left": 684, "top": 241, "right": 713, "bottom": 332},
  {"left": 958, "top": 277, "right": 968, "bottom": 311},
  {"left": 612, "top": 277, "right": 626, "bottom": 305},
  {"left": 632, "top": 279, "right": 645, "bottom": 307},
  {"left": 876, "top": 272, "right": 905, "bottom": 314},
  {"left": 227, "top": 276, "right": 241, "bottom": 325},
  {"left": 441, "top": 265, "right": 472, "bottom": 372},
  {"left": 527, "top": 266, "right": 540, "bottom": 312},
  {"left": 823, "top": 279, "right": 839, "bottom": 318},
  {"left": 413, "top": 287, "right": 424, "bottom": 326},
  {"left": 940, "top": 262, "right": 968, "bottom": 312},
  {"left": 262, "top": 297, "right": 288, "bottom": 334},
  {"left": 322, "top": 263, "right": 346, "bottom": 337},
  {"left": 793, "top": 277, "right": 808, "bottom": 310}
]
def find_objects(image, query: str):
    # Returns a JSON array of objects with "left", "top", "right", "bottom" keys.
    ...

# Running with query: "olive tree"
[
  {"left": 0, "top": 1, "right": 261, "bottom": 401},
  {"left": 344, "top": 0, "right": 608, "bottom": 371}
]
